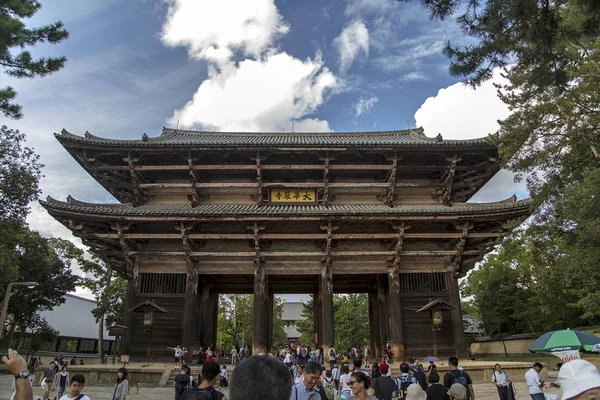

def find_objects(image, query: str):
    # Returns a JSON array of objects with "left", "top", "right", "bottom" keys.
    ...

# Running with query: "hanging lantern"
[
  {"left": 143, "top": 311, "right": 154, "bottom": 332},
  {"left": 432, "top": 309, "right": 443, "bottom": 331}
]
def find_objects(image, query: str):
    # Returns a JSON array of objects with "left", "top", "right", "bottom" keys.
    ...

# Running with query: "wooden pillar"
[
  {"left": 388, "top": 272, "right": 405, "bottom": 363},
  {"left": 447, "top": 272, "right": 468, "bottom": 358},
  {"left": 320, "top": 272, "right": 334, "bottom": 363},
  {"left": 376, "top": 275, "right": 388, "bottom": 358},
  {"left": 182, "top": 266, "right": 198, "bottom": 355},
  {"left": 121, "top": 278, "right": 136, "bottom": 355},
  {"left": 369, "top": 292, "right": 382, "bottom": 360},
  {"left": 267, "top": 292, "right": 273, "bottom": 353},
  {"left": 253, "top": 264, "right": 269, "bottom": 355},
  {"left": 313, "top": 291, "right": 321, "bottom": 348},
  {"left": 209, "top": 292, "right": 219, "bottom": 348},
  {"left": 198, "top": 279, "right": 211, "bottom": 349}
]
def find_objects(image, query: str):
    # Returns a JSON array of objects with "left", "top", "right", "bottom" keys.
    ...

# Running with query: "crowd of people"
[{"left": 4, "top": 346, "right": 600, "bottom": 400}]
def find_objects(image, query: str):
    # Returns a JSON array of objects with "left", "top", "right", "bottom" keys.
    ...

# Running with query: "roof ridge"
[{"left": 160, "top": 127, "right": 425, "bottom": 137}]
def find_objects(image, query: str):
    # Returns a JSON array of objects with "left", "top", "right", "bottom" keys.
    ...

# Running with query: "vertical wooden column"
[
  {"left": 267, "top": 292, "right": 274, "bottom": 353},
  {"left": 121, "top": 278, "right": 136, "bottom": 355},
  {"left": 388, "top": 223, "right": 407, "bottom": 363},
  {"left": 320, "top": 272, "right": 334, "bottom": 363},
  {"left": 182, "top": 261, "right": 198, "bottom": 355},
  {"left": 376, "top": 275, "right": 389, "bottom": 357},
  {"left": 209, "top": 292, "right": 219, "bottom": 348},
  {"left": 368, "top": 292, "right": 382, "bottom": 360},
  {"left": 313, "top": 291, "right": 321, "bottom": 348},
  {"left": 198, "top": 279, "right": 211, "bottom": 349},
  {"left": 447, "top": 272, "right": 468, "bottom": 358},
  {"left": 253, "top": 263, "right": 269, "bottom": 355}
]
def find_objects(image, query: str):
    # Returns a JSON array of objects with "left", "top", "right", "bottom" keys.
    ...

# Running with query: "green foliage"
[
  {"left": 77, "top": 251, "right": 127, "bottom": 327},
  {"left": 296, "top": 298, "right": 315, "bottom": 346},
  {"left": 13, "top": 315, "right": 57, "bottom": 357},
  {"left": 271, "top": 297, "right": 287, "bottom": 349},
  {"left": 0, "top": 126, "right": 43, "bottom": 223},
  {"left": 1, "top": 230, "right": 78, "bottom": 339},
  {"left": 217, "top": 294, "right": 254, "bottom": 349},
  {"left": 295, "top": 294, "right": 370, "bottom": 351},
  {"left": 0, "top": 0, "right": 69, "bottom": 119},
  {"left": 333, "top": 294, "right": 369, "bottom": 351}
]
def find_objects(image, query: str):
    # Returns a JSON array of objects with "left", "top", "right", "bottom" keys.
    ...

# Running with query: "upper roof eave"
[
  {"left": 40, "top": 195, "right": 532, "bottom": 218},
  {"left": 54, "top": 128, "right": 497, "bottom": 151}
]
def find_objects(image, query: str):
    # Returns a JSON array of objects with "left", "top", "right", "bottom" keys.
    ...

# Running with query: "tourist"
[
  {"left": 42, "top": 362, "right": 55, "bottom": 400},
  {"left": 329, "top": 346, "right": 337, "bottom": 370},
  {"left": 406, "top": 384, "right": 427, "bottom": 400},
  {"left": 525, "top": 362, "right": 545, "bottom": 400},
  {"left": 290, "top": 361, "right": 323, "bottom": 400},
  {"left": 231, "top": 346, "right": 238, "bottom": 366},
  {"left": 295, "top": 365, "right": 306, "bottom": 385},
  {"left": 371, "top": 362, "right": 397, "bottom": 400},
  {"left": 364, "top": 346, "right": 371, "bottom": 367},
  {"left": 407, "top": 358, "right": 428, "bottom": 391},
  {"left": 354, "top": 358, "right": 369, "bottom": 376},
  {"left": 372, "top": 362, "right": 381, "bottom": 379},
  {"left": 332, "top": 361, "right": 341, "bottom": 390},
  {"left": 492, "top": 364, "right": 515, "bottom": 400},
  {"left": 206, "top": 346, "right": 214, "bottom": 362},
  {"left": 426, "top": 372, "right": 450, "bottom": 400},
  {"left": 2, "top": 349, "right": 33, "bottom": 400},
  {"left": 58, "top": 365, "right": 69, "bottom": 400},
  {"left": 284, "top": 349, "right": 293, "bottom": 367},
  {"left": 70, "top": 356, "right": 76, "bottom": 366},
  {"left": 443, "top": 357, "right": 474, "bottom": 400},
  {"left": 220, "top": 365, "right": 228, "bottom": 388},
  {"left": 396, "top": 363, "right": 417, "bottom": 400},
  {"left": 557, "top": 359, "right": 600, "bottom": 400},
  {"left": 112, "top": 367, "right": 129, "bottom": 400},
  {"left": 339, "top": 365, "right": 353, "bottom": 400},
  {"left": 229, "top": 355, "right": 292, "bottom": 400},
  {"left": 324, "top": 370, "right": 336, "bottom": 400},
  {"left": 59, "top": 374, "right": 90, "bottom": 400},
  {"left": 415, "top": 359, "right": 425, "bottom": 373},
  {"left": 79, "top": 359, "right": 84, "bottom": 365},
  {"left": 188, "top": 360, "right": 226, "bottom": 400},
  {"left": 349, "top": 371, "right": 376, "bottom": 400},
  {"left": 298, "top": 344, "right": 307, "bottom": 367},
  {"left": 549, "top": 363, "right": 563, "bottom": 389},
  {"left": 181, "top": 347, "right": 188, "bottom": 366},
  {"left": 174, "top": 364, "right": 192, "bottom": 400},
  {"left": 427, "top": 361, "right": 437, "bottom": 374},
  {"left": 169, "top": 345, "right": 183, "bottom": 370}
]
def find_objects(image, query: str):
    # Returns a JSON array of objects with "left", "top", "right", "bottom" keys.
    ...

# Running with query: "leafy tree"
[
  {"left": 333, "top": 294, "right": 369, "bottom": 352},
  {"left": 1, "top": 0, "right": 69, "bottom": 119},
  {"left": 218, "top": 294, "right": 254, "bottom": 348},
  {"left": 271, "top": 297, "right": 287, "bottom": 350},
  {"left": 12, "top": 315, "right": 57, "bottom": 360},
  {"left": 0, "top": 231, "right": 77, "bottom": 348},
  {"left": 296, "top": 298, "right": 315, "bottom": 346}
]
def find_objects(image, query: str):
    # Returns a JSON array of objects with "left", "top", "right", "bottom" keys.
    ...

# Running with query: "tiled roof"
[
  {"left": 55, "top": 127, "right": 495, "bottom": 149},
  {"left": 41, "top": 196, "right": 532, "bottom": 217}
]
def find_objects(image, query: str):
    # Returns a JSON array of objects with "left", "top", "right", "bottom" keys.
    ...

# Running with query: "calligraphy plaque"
[{"left": 269, "top": 189, "right": 317, "bottom": 204}]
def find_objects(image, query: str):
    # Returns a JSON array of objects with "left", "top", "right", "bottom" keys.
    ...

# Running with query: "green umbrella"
[{"left": 528, "top": 329, "right": 600, "bottom": 353}]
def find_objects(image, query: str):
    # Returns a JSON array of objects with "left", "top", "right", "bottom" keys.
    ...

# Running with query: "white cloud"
[
  {"left": 413, "top": 69, "right": 529, "bottom": 201},
  {"left": 161, "top": 0, "right": 289, "bottom": 61},
  {"left": 352, "top": 96, "right": 379, "bottom": 117},
  {"left": 333, "top": 19, "right": 369, "bottom": 74},
  {"left": 162, "top": 0, "right": 336, "bottom": 132}
]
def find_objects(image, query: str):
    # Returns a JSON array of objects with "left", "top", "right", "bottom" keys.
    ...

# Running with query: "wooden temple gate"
[{"left": 42, "top": 128, "right": 531, "bottom": 362}]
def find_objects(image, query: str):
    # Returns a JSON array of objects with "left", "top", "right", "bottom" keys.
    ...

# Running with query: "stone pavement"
[{"left": 0, "top": 373, "right": 562, "bottom": 400}]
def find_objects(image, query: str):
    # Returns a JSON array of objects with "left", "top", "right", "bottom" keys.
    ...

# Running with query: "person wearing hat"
[
  {"left": 371, "top": 362, "right": 397, "bottom": 400},
  {"left": 557, "top": 359, "right": 600, "bottom": 400},
  {"left": 525, "top": 362, "right": 545, "bottom": 400}
]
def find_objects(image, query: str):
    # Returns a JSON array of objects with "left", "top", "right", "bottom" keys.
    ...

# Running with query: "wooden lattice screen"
[
  {"left": 138, "top": 273, "right": 186, "bottom": 295},
  {"left": 400, "top": 273, "right": 447, "bottom": 294}
]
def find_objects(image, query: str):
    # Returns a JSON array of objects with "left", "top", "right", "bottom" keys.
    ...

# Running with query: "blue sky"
[{"left": 2, "top": 0, "right": 528, "bottom": 296}]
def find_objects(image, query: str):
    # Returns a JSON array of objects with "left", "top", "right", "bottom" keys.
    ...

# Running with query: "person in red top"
[{"left": 215, "top": 346, "right": 220, "bottom": 362}]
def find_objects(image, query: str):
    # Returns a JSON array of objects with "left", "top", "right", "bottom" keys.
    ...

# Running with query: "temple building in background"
[{"left": 41, "top": 128, "right": 530, "bottom": 361}]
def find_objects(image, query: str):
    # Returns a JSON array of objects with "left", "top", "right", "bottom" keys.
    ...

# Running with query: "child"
[
  {"left": 220, "top": 365, "right": 228, "bottom": 388},
  {"left": 59, "top": 374, "right": 90, "bottom": 400}
]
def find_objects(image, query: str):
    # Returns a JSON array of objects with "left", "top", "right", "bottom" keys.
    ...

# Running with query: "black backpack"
[
  {"left": 181, "top": 387, "right": 224, "bottom": 400},
  {"left": 175, "top": 375, "right": 191, "bottom": 396},
  {"left": 395, "top": 375, "right": 413, "bottom": 400},
  {"left": 410, "top": 367, "right": 428, "bottom": 391}
]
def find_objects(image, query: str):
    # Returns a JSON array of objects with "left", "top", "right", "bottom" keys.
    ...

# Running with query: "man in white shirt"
[
  {"left": 492, "top": 364, "right": 514, "bottom": 400},
  {"left": 525, "top": 362, "right": 545, "bottom": 400},
  {"left": 331, "top": 362, "right": 341, "bottom": 390}
]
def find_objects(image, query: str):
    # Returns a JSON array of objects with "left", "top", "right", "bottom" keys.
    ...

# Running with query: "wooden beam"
[
  {"left": 440, "top": 155, "right": 461, "bottom": 205},
  {"left": 321, "top": 152, "right": 330, "bottom": 205},
  {"left": 447, "top": 223, "right": 472, "bottom": 275},
  {"left": 188, "top": 152, "right": 203, "bottom": 207},
  {"left": 124, "top": 154, "right": 146, "bottom": 206},
  {"left": 110, "top": 222, "right": 135, "bottom": 276},
  {"left": 253, "top": 152, "right": 264, "bottom": 205},
  {"left": 82, "top": 231, "right": 505, "bottom": 240}
]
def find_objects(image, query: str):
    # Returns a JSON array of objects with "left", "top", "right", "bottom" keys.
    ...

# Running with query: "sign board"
[
  {"left": 120, "top": 355, "right": 130, "bottom": 363},
  {"left": 269, "top": 189, "right": 317, "bottom": 204},
  {"left": 551, "top": 349, "right": 580, "bottom": 363}
]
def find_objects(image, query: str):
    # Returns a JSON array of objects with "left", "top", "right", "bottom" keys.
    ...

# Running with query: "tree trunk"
[{"left": 98, "top": 267, "right": 113, "bottom": 362}]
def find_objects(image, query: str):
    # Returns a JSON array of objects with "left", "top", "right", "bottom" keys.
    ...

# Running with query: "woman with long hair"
[
  {"left": 57, "top": 364, "right": 69, "bottom": 399},
  {"left": 113, "top": 367, "right": 129, "bottom": 400},
  {"left": 371, "top": 362, "right": 381, "bottom": 379},
  {"left": 349, "top": 371, "right": 376, "bottom": 400}
]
